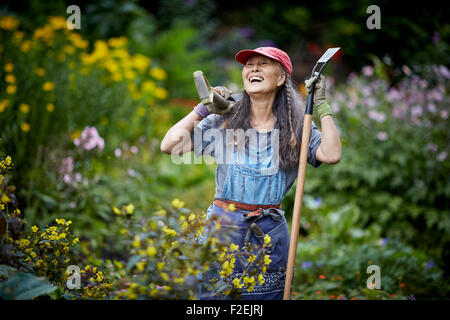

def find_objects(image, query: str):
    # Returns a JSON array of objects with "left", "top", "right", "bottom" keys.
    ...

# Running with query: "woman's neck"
[{"left": 249, "top": 93, "right": 276, "bottom": 130}]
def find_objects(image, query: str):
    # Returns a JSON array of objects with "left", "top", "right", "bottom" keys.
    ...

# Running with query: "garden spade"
[{"left": 283, "top": 47, "right": 341, "bottom": 300}]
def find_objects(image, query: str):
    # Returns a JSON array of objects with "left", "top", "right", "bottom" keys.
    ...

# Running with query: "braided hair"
[{"left": 220, "top": 66, "right": 305, "bottom": 170}]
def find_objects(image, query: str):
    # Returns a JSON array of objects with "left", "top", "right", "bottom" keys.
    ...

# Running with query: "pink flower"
[
  {"left": 130, "top": 146, "right": 138, "bottom": 154},
  {"left": 368, "top": 110, "right": 386, "bottom": 122},
  {"left": 439, "top": 65, "right": 450, "bottom": 79},
  {"left": 114, "top": 148, "right": 122, "bottom": 157},
  {"left": 377, "top": 131, "right": 388, "bottom": 141},
  {"left": 74, "top": 126, "right": 105, "bottom": 151},
  {"left": 128, "top": 168, "right": 136, "bottom": 177},
  {"left": 362, "top": 66, "right": 374, "bottom": 77},
  {"left": 437, "top": 151, "right": 447, "bottom": 162},
  {"left": 426, "top": 103, "right": 436, "bottom": 113},
  {"left": 425, "top": 143, "right": 438, "bottom": 152},
  {"left": 402, "top": 65, "right": 411, "bottom": 75},
  {"left": 440, "top": 110, "right": 448, "bottom": 120},
  {"left": 411, "top": 105, "right": 423, "bottom": 117}
]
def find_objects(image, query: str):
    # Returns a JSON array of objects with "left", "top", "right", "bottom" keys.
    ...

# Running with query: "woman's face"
[{"left": 242, "top": 54, "right": 286, "bottom": 96}]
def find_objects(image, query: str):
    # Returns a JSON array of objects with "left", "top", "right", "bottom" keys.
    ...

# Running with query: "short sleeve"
[
  {"left": 191, "top": 114, "right": 224, "bottom": 158},
  {"left": 307, "top": 120, "right": 323, "bottom": 168}
]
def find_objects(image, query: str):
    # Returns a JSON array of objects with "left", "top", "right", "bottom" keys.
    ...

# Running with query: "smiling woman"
[{"left": 160, "top": 46, "right": 342, "bottom": 300}]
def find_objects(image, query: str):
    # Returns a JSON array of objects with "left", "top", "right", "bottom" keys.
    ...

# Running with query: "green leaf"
[{"left": 0, "top": 272, "right": 57, "bottom": 300}]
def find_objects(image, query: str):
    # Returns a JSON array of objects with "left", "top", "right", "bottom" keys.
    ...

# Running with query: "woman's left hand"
[{"left": 305, "top": 71, "right": 326, "bottom": 107}]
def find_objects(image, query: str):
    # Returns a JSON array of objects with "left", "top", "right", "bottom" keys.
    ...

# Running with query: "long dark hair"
[{"left": 219, "top": 71, "right": 305, "bottom": 170}]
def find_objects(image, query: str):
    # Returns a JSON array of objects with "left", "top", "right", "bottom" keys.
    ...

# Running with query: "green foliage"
[{"left": 0, "top": 272, "right": 56, "bottom": 300}]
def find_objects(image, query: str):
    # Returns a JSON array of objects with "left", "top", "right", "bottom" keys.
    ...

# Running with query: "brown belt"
[{"left": 213, "top": 198, "right": 282, "bottom": 217}]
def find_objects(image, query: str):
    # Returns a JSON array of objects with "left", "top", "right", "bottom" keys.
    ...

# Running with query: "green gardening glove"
[{"left": 305, "top": 72, "right": 333, "bottom": 120}]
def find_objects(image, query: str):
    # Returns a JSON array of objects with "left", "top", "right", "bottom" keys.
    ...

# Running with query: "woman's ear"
[{"left": 277, "top": 72, "right": 287, "bottom": 88}]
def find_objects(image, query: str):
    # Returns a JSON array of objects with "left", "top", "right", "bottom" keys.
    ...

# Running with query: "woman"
[{"left": 160, "top": 47, "right": 342, "bottom": 299}]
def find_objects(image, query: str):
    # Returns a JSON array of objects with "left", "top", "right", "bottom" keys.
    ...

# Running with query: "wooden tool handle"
[{"left": 283, "top": 113, "right": 312, "bottom": 300}]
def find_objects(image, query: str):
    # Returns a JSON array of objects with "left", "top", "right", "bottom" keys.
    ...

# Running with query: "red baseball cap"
[{"left": 235, "top": 47, "right": 293, "bottom": 76}]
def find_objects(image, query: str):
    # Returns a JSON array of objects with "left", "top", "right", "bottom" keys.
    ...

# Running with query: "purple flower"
[
  {"left": 377, "top": 131, "right": 388, "bottom": 141},
  {"left": 437, "top": 151, "right": 447, "bottom": 162},
  {"left": 316, "top": 261, "right": 323, "bottom": 268},
  {"left": 426, "top": 103, "right": 436, "bottom": 113},
  {"left": 432, "top": 31, "right": 440, "bottom": 45},
  {"left": 238, "top": 26, "right": 254, "bottom": 38},
  {"left": 362, "top": 66, "right": 374, "bottom": 77},
  {"left": 425, "top": 260, "right": 435, "bottom": 268},
  {"left": 368, "top": 110, "right": 386, "bottom": 122},
  {"left": 379, "top": 237, "right": 388, "bottom": 245},
  {"left": 425, "top": 143, "right": 438, "bottom": 152},
  {"left": 439, "top": 65, "right": 450, "bottom": 79},
  {"left": 401, "top": 65, "right": 411, "bottom": 76},
  {"left": 74, "top": 126, "right": 105, "bottom": 151},
  {"left": 301, "top": 261, "right": 313, "bottom": 269},
  {"left": 410, "top": 105, "right": 423, "bottom": 117},
  {"left": 315, "top": 197, "right": 322, "bottom": 206}
]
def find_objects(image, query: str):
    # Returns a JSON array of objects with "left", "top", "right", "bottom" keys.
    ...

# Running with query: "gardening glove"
[{"left": 305, "top": 72, "right": 333, "bottom": 120}]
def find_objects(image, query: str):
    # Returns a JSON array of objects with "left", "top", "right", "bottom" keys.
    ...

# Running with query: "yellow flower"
[
  {"left": 232, "top": 277, "right": 244, "bottom": 289},
  {"left": 247, "top": 254, "right": 256, "bottom": 263},
  {"left": 171, "top": 198, "right": 184, "bottom": 209},
  {"left": 34, "top": 68, "right": 45, "bottom": 76},
  {"left": 229, "top": 243, "right": 239, "bottom": 251},
  {"left": 19, "top": 103, "right": 30, "bottom": 114},
  {"left": 125, "top": 203, "right": 135, "bottom": 215},
  {"left": 48, "top": 16, "right": 67, "bottom": 30},
  {"left": 150, "top": 67, "right": 167, "bottom": 80},
  {"left": 68, "top": 32, "right": 88, "bottom": 49},
  {"left": 20, "top": 40, "right": 30, "bottom": 52},
  {"left": 120, "top": 228, "right": 127, "bottom": 235},
  {"left": 4, "top": 62, "right": 14, "bottom": 72},
  {"left": 136, "top": 261, "right": 146, "bottom": 272},
  {"left": 243, "top": 276, "right": 255, "bottom": 286},
  {"left": 5, "top": 74, "right": 15, "bottom": 83},
  {"left": 154, "top": 87, "right": 168, "bottom": 100},
  {"left": 132, "top": 235, "right": 141, "bottom": 248},
  {"left": 162, "top": 227, "right": 177, "bottom": 237},
  {"left": 156, "top": 262, "right": 164, "bottom": 271},
  {"left": 264, "top": 255, "right": 272, "bottom": 266},
  {"left": 228, "top": 203, "right": 236, "bottom": 212},
  {"left": 146, "top": 246, "right": 157, "bottom": 257},
  {"left": 113, "top": 206, "right": 121, "bottom": 215},
  {"left": 31, "top": 225, "right": 38, "bottom": 233},
  {"left": 46, "top": 103, "right": 54, "bottom": 112},
  {"left": 42, "top": 81, "right": 55, "bottom": 91},
  {"left": 160, "top": 272, "right": 169, "bottom": 281},
  {"left": 108, "top": 37, "right": 127, "bottom": 48},
  {"left": 264, "top": 234, "right": 271, "bottom": 245},
  {"left": 0, "top": 16, "right": 20, "bottom": 30},
  {"left": 6, "top": 85, "right": 17, "bottom": 94},
  {"left": 72, "top": 237, "right": 79, "bottom": 244},
  {"left": 258, "top": 274, "right": 265, "bottom": 284},
  {"left": 132, "top": 54, "right": 151, "bottom": 72},
  {"left": 174, "top": 277, "right": 184, "bottom": 284},
  {"left": 20, "top": 122, "right": 30, "bottom": 132},
  {"left": 0, "top": 100, "right": 9, "bottom": 112}
]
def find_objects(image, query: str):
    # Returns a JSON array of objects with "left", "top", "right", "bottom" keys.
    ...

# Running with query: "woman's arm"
[
  {"left": 160, "top": 110, "right": 203, "bottom": 155},
  {"left": 315, "top": 114, "right": 342, "bottom": 164}
]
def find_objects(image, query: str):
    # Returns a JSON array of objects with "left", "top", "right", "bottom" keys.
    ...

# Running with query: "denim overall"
[
  {"left": 197, "top": 126, "right": 290, "bottom": 300},
  {"left": 193, "top": 113, "right": 323, "bottom": 300}
]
